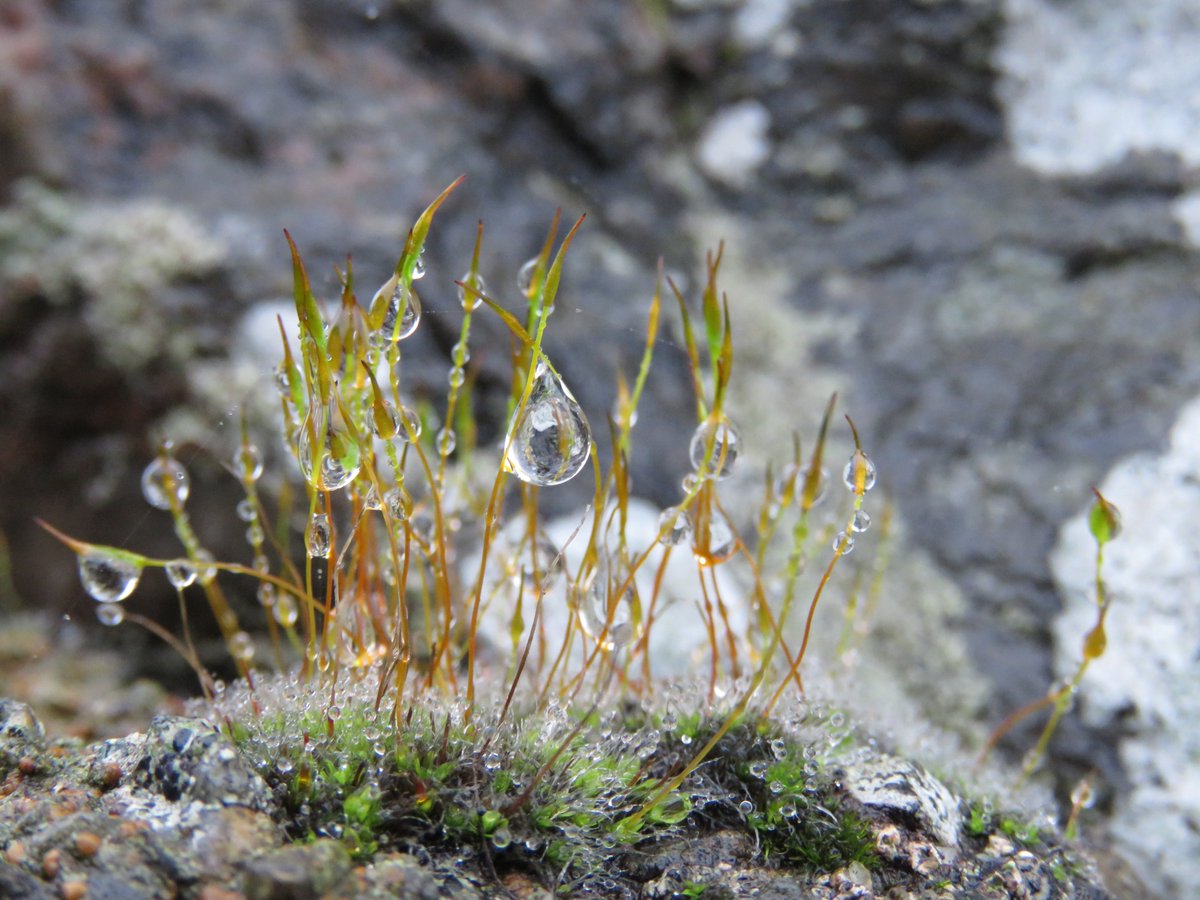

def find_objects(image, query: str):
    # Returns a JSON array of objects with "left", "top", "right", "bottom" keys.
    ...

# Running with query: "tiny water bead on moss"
[
  {"left": 141, "top": 454, "right": 190, "bottom": 509},
  {"left": 502, "top": 362, "right": 591, "bottom": 486},
  {"left": 78, "top": 550, "right": 142, "bottom": 603}
]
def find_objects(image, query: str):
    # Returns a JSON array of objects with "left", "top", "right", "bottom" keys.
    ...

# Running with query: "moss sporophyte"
[{"left": 36, "top": 179, "right": 1110, "bottom": 887}]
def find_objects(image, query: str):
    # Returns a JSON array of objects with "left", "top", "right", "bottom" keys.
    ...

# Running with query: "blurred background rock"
[{"left": 2, "top": 0, "right": 1197, "bottom": 894}]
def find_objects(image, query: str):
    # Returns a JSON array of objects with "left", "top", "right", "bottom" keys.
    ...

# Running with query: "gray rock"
[
  {"left": 242, "top": 839, "right": 353, "bottom": 900},
  {"left": 136, "top": 717, "right": 272, "bottom": 811},
  {"left": 841, "top": 755, "right": 962, "bottom": 849}
]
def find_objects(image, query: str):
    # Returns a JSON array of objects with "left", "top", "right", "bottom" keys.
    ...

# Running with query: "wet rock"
[
  {"left": 841, "top": 755, "right": 962, "bottom": 849},
  {"left": 136, "top": 717, "right": 271, "bottom": 810},
  {"left": 242, "top": 839, "right": 352, "bottom": 900},
  {"left": 0, "top": 699, "right": 46, "bottom": 770}
]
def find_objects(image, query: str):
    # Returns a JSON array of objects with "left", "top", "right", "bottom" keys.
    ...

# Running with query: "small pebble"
[
  {"left": 5, "top": 840, "right": 26, "bottom": 864},
  {"left": 61, "top": 880, "right": 88, "bottom": 900},
  {"left": 43, "top": 847, "right": 61, "bottom": 878},
  {"left": 74, "top": 831, "right": 102, "bottom": 858}
]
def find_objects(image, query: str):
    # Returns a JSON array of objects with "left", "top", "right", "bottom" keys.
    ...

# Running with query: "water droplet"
[
  {"left": 78, "top": 551, "right": 141, "bottom": 603},
  {"left": 833, "top": 531, "right": 855, "bottom": 554},
  {"left": 436, "top": 427, "right": 456, "bottom": 456},
  {"left": 257, "top": 582, "right": 276, "bottom": 607},
  {"left": 577, "top": 554, "right": 637, "bottom": 646},
  {"left": 274, "top": 364, "right": 292, "bottom": 397},
  {"left": 738, "top": 800, "right": 754, "bottom": 815},
  {"left": 276, "top": 758, "right": 294, "bottom": 775},
  {"left": 458, "top": 272, "right": 486, "bottom": 311},
  {"left": 95, "top": 602, "right": 124, "bottom": 626},
  {"left": 391, "top": 405, "right": 421, "bottom": 443},
  {"left": 194, "top": 549, "right": 217, "bottom": 584},
  {"left": 141, "top": 456, "right": 190, "bottom": 509},
  {"left": 516, "top": 257, "right": 539, "bottom": 294},
  {"left": 769, "top": 780, "right": 784, "bottom": 794},
  {"left": 245, "top": 522, "right": 265, "bottom": 545},
  {"left": 484, "top": 752, "right": 502, "bottom": 771},
  {"left": 657, "top": 506, "right": 691, "bottom": 546},
  {"left": 274, "top": 593, "right": 298, "bottom": 628},
  {"left": 491, "top": 825, "right": 512, "bottom": 849},
  {"left": 165, "top": 560, "right": 197, "bottom": 589},
  {"left": 770, "top": 739, "right": 786, "bottom": 760},
  {"left": 503, "top": 363, "right": 591, "bottom": 486},
  {"left": 229, "top": 631, "right": 255, "bottom": 662},
  {"left": 749, "top": 761, "right": 767, "bottom": 779},
  {"left": 298, "top": 404, "right": 361, "bottom": 491},
  {"left": 780, "top": 804, "right": 796, "bottom": 818},
  {"left": 411, "top": 253, "right": 426, "bottom": 280},
  {"left": 850, "top": 509, "right": 871, "bottom": 533},
  {"left": 308, "top": 513, "right": 331, "bottom": 558},
  {"left": 691, "top": 503, "right": 736, "bottom": 566},
  {"left": 383, "top": 487, "right": 408, "bottom": 521},
  {"left": 374, "top": 279, "right": 421, "bottom": 341},
  {"left": 610, "top": 621, "right": 633, "bottom": 648},
  {"left": 453, "top": 340, "right": 471, "bottom": 364},
  {"left": 236, "top": 499, "right": 257, "bottom": 522},
  {"left": 234, "top": 444, "right": 264, "bottom": 482},
  {"left": 680, "top": 733, "right": 693, "bottom": 745},
  {"left": 842, "top": 452, "right": 877, "bottom": 493},
  {"left": 448, "top": 367, "right": 465, "bottom": 389},
  {"left": 689, "top": 419, "right": 741, "bottom": 480},
  {"left": 327, "top": 704, "right": 342, "bottom": 720}
]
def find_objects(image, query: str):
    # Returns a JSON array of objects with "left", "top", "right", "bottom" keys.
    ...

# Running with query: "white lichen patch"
[
  {"left": 0, "top": 179, "right": 225, "bottom": 370},
  {"left": 1050, "top": 393, "right": 1200, "bottom": 899},
  {"left": 1000, "top": 0, "right": 1200, "bottom": 174}
]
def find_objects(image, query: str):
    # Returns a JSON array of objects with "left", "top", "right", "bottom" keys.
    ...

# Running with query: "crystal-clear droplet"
[
  {"left": 577, "top": 554, "right": 637, "bottom": 647},
  {"left": 491, "top": 825, "right": 512, "bottom": 849},
  {"left": 229, "top": 631, "right": 255, "bottom": 662},
  {"left": 691, "top": 504, "right": 736, "bottom": 566},
  {"left": 483, "top": 752, "right": 502, "bottom": 771},
  {"left": 834, "top": 531, "right": 855, "bottom": 554},
  {"left": 458, "top": 272, "right": 486, "bottom": 312},
  {"left": 95, "top": 602, "right": 124, "bottom": 626},
  {"left": 165, "top": 559, "right": 197, "bottom": 589},
  {"left": 234, "top": 444, "right": 264, "bottom": 482},
  {"left": 657, "top": 506, "right": 691, "bottom": 546},
  {"left": 236, "top": 499, "right": 257, "bottom": 522},
  {"left": 363, "top": 485, "right": 383, "bottom": 510},
  {"left": 688, "top": 419, "right": 741, "bottom": 480},
  {"left": 842, "top": 452, "right": 877, "bottom": 493},
  {"left": 436, "top": 427, "right": 456, "bottom": 456},
  {"left": 78, "top": 551, "right": 141, "bottom": 603},
  {"left": 448, "top": 367, "right": 465, "bottom": 389},
  {"left": 274, "top": 593, "right": 298, "bottom": 628},
  {"left": 383, "top": 487, "right": 408, "bottom": 521},
  {"left": 516, "top": 257, "right": 539, "bottom": 294},
  {"left": 274, "top": 364, "right": 292, "bottom": 397},
  {"left": 308, "top": 513, "right": 331, "bottom": 558},
  {"left": 298, "top": 405, "right": 361, "bottom": 491},
  {"left": 257, "top": 582, "right": 277, "bottom": 607},
  {"left": 374, "top": 279, "right": 421, "bottom": 341},
  {"left": 411, "top": 253, "right": 426, "bottom": 280},
  {"left": 453, "top": 340, "right": 471, "bottom": 364},
  {"left": 141, "top": 456, "right": 190, "bottom": 510},
  {"left": 391, "top": 405, "right": 421, "bottom": 444},
  {"left": 194, "top": 549, "right": 218, "bottom": 585},
  {"left": 738, "top": 800, "right": 754, "bottom": 814},
  {"left": 850, "top": 509, "right": 871, "bottom": 533},
  {"left": 503, "top": 363, "right": 591, "bottom": 486}
]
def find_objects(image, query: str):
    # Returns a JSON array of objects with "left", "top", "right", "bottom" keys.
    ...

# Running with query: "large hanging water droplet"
[
  {"left": 373, "top": 278, "right": 421, "bottom": 342},
  {"left": 689, "top": 419, "right": 741, "bottom": 480},
  {"left": 308, "top": 513, "right": 331, "bottom": 558},
  {"left": 141, "top": 456, "right": 190, "bottom": 509},
  {"left": 504, "top": 363, "right": 591, "bottom": 486},
  {"left": 78, "top": 551, "right": 142, "bottom": 603},
  {"left": 298, "top": 403, "right": 361, "bottom": 491}
]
